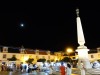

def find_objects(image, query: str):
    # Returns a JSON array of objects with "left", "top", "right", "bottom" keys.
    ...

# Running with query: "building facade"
[
  {"left": 1, "top": 46, "right": 100, "bottom": 64},
  {"left": 0, "top": 46, "right": 57, "bottom": 64}
]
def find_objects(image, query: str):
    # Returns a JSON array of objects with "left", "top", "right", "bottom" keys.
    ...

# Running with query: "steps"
[
  {"left": 86, "top": 68, "right": 100, "bottom": 74},
  {"left": 72, "top": 68, "right": 100, "bottom": 75}
]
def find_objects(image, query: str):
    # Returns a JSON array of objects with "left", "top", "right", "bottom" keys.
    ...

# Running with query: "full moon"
[{"left": 20, "top": 24, "right": 24, "bottom": 27}]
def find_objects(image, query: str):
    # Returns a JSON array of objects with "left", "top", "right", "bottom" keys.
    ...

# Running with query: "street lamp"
[
  {"left": 67, "top": 48, "right": 73, "bottom": 53},
  {"left": 66, "top": 48, "right": 73, "bottom": 55},
  {"left": 66, "top": 48, "right": 73, "bottom": 63}
]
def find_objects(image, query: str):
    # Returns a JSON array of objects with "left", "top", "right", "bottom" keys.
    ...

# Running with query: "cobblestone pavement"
[
  {"left": 0, "top": 68, "right": 93, "bottom": 75},
  {"left": 0, "top": 71, "right": 79, "bottom": 75},
  {"left": 0, "top": 72, "right": 79, "bottom": 75}
]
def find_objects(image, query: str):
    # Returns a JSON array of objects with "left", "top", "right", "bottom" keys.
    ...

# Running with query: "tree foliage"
[
  {"left": 37, "top": 58, "right": 46, "bottom": 63},
  {"left": 26, "top": 58, "right": 34, "bottom": 64},
  {"left": 61, "top": 57, "right": 72, "bottom": 63},
  {"left": 7, "top": 55, "right": 17, "bottom": 61},
  {"left": 47, "top": 60, "right": 51, "bottom": 63},
  {"left": 51, "top": 59, "right": 54, "bottom": 62}
]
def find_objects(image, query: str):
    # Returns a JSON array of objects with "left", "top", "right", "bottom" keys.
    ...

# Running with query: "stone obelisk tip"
[{"left": 76, "top": 8, "right": 79, "bottom": 17}]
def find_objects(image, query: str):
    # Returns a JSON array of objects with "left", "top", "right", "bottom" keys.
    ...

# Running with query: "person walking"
[{"left": 60, "top": 62, "right": 66, "bottom": 75}]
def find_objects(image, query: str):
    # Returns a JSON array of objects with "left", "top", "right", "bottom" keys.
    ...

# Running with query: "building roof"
[
  {"left": 8, "top": 48, "right": 20, "bottom": 53},
  {"left": 25, "top": 49, "right": 35, "bottom": 54},
  {"left": 0, "top": 46, "right": 53, "bottom": 55},
  {"left": 39, "top": 51, "right": 47, "bottom": 55},
  {"left": 88, "top": 49, "right": 97, "bottom": 54},
  {"left": 0, "top": 47, "right": 20, "bottom": 53},
  {"left": 25, "top": 48, "right": 49, "bottom": 55}
]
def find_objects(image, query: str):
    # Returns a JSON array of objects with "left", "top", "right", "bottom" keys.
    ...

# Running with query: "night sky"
[{"left": 0, "top": 1, "right": 100, "bottom": 51}]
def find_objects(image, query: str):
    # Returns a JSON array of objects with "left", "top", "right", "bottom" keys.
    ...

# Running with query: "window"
[
  {"left": 3, "top": 47, "right": 8, "bottom": 52},
  {"left": 91, "top": 55, "right": 94, "bottom": 58},
  {"left": 3, "top": 54, "right": 6, "bottom": 58}
]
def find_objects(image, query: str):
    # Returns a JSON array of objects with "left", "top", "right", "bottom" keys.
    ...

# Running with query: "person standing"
[
  {"left": 60, "top": 62, "right": 66, "bottom": 75},
  {"left": 80, "top": 61, "right": 85, "bottom": 75},
  {"left": 48, "top": 65, "right": 53, "bottom": 75},
  {"left": 67, "top": 63, "right": 72, "bottom": 75}
]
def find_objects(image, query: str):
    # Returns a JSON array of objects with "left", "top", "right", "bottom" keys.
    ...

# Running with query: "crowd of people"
[{"left": 0, "top": 61, "right": 72, "bottom": 75}]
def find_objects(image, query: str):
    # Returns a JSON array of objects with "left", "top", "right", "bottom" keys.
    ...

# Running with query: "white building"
[
  {"left": 88, "top": 47, "right": 100, "bottom": 62},
  {"left": 0, "top": 46, "right": 100, "bottom": 65},
  {"left": 0, "top": 46, "right": 57, "bottom": 64}
]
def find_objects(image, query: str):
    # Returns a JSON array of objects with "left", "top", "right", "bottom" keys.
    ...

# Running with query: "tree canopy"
[
  {"left": 26, "top": 58, "right": 34, "bottom": 64},
  {"left": 7, "top": 55, "right": 17, "bottom": 61},
  {"left": 37, "top": 58, "right": 46, "bottom": 63}
]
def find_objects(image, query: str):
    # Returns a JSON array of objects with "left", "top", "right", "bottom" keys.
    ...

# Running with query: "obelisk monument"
[{"left": 76, "top": 9, "right": 91, "bottom": 69}]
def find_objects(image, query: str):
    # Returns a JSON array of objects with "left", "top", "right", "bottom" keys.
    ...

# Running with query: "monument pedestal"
[{"left": 76, "top": 46, "right": 91, "bottom": 69}]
